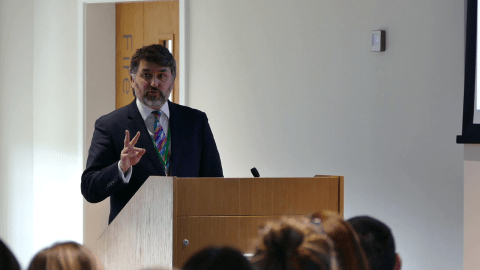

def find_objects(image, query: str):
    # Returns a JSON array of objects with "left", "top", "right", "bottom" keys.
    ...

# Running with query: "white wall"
[
  {"left": 464, "top": 146, "right": 480, "bottom": 269},
  {"left": 0, "top": 0, "right": 82, "bottom": 267},
  {"left": 0, "top": 0, "right": 35, "bottom": 266},
  {"left": 83, "top": 2, "right": 116, "bottom": 250},
  {"left": 186, "top": 1, "right": 464, "bottom": 269},
  {"left": 32, "top": 0, "right": 83, "bottom": 252}
]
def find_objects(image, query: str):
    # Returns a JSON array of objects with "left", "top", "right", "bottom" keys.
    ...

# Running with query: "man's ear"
[
  {"left": 394, "top": 254, "right": 402, "bottom": 270},
  {"left": 130, "top": 74, "right": 136, "bottom": 97}
]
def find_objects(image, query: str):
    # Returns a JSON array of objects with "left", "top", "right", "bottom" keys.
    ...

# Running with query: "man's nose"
[{"left": 150, "top": 76, "right": 160, "bottom": 87}]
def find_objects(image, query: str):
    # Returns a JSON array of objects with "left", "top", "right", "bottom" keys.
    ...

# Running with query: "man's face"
[{"left": 131, "top": 60, "right": 174, "bottom": 110}]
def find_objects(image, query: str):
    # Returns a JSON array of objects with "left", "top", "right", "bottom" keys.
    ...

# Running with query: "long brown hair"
[
  {"left": 251, "top": 216, "right": 339, "bottom": 270},
  {"left": 315, "top": 212, "right": 370, "bottom": 270},
  {"left": 27, "top": 241, "right": 103, "bottom": 270}
]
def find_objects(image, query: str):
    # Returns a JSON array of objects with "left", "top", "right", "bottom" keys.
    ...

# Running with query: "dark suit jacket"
[{"left": 81, "top": 100, "right": 223, "bottom": 223}]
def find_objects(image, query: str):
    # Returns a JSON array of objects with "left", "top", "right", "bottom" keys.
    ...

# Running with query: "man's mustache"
[{"left": 146, "top": 88, "right": 163, "bottom": 95}]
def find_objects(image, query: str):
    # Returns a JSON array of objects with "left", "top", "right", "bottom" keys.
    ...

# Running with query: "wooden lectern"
[{"left": 94, "top": 176, "right": 343, "bottom": 270}]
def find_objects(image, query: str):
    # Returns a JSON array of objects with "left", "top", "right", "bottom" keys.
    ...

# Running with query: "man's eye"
[{"left": 142, "top": 74, "right": 152, "bottom": 79}]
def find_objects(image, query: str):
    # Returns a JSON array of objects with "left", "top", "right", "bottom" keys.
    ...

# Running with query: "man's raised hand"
[{"left": 119, "top": 130, "right": 146, "bottom": 173}]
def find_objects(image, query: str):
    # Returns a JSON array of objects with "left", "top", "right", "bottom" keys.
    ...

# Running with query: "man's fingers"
[
  {"left": 124, "top": 130, "right": 140, "bottom": 148},
  {"left": 123, "top": 152, "right": 144, "bottom": 159},
  {"left": 121, "top": 147, "right": 146, "bottom": 155},
  {"left": 120, "top": 146, "right": 146, "bottom": 169},
  {"left": 130, "top": 131, "right": 141, "bottom": 146},
  {"left": 128, "top": 148, "right": 145, "bottom": 154},
  {"left": 132, "top": 147, "right": 146, "bottom": 154},
  {"left": 121, "top": 149, "right": 146, "bottom": 163},
  {"left": 120, "top": 131, "right": 145, "bottom": 171},
  {"left": 124, "top": 130, "right": 131, "bottom": 147}
]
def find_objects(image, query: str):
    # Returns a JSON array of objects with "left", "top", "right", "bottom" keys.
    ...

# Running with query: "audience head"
[
  {"left": 182, "top": 246, "right": 253, "bottom": 270},
  {"left": 315, "top": 211, "right": 370, "bottom": 270},
  {"left": 347, "top": 216, "right": 401, "bottom": 270},
  {"left": 0, "top": 239, "right": 21, "bottom": 270},
  {"left": 27, "top": 241, "right": 103, "bottom": 270},
  {"left": 251, "top": 216, "right": 338, "bottom": 270}
]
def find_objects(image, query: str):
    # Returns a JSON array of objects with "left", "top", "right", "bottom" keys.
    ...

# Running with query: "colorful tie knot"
[{"left": 152, "top": 110, "right": 162, "bottom": 117}]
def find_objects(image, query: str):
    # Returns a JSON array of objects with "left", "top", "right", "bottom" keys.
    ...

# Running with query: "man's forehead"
[{"left": 139, "top": 60, "right": 170, "bottom": 73}]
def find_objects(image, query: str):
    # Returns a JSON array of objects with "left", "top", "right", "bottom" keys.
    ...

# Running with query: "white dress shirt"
[{"left": 118, "top": 99, "right": 170, "bottom": 183}]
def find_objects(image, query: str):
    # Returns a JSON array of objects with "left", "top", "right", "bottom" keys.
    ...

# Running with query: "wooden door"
[{"left": 116, "top": 1, "right": 179, "bottom": 109}]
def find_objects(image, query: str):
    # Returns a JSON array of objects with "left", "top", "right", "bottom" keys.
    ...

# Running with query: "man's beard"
[
  {"left": 140, "top": 86, "right": 172, "bottom": 108},
  {"left": 142, "top": 88, "right": 166, "bottom": 107}
]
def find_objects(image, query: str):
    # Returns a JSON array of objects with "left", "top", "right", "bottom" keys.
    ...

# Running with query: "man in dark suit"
[{"left": 81, "top": 44, "right": 223, "bottom": 224}]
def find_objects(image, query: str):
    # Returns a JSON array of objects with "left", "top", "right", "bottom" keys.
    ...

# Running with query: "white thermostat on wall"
[{"left": 371, "top": 30, "right": 386, "bottom": 52}]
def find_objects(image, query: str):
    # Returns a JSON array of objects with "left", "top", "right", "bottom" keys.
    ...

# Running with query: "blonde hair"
[
  {"left": 251, "top": 216, "right": 338, "bottom": 270},
  {"left": 28, "top": 241, "right": 103, "bottom": 270}
]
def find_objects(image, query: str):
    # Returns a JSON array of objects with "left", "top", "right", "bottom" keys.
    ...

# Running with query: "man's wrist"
[
  {"left": 119, "top": 161, "right": 130, "bottom": 174},
  {"left": 118, "top": 162, "right": 132, "bottom": 183}
]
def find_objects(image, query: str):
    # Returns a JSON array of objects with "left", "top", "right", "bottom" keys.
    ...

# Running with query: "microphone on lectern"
[{"left": 251, "top": 167, "right": 260, "bottom": 177}]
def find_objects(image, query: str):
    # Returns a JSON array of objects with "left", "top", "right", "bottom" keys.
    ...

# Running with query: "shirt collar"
[{"left": 136, "top": 98, "right": 170, "bottom": 121}]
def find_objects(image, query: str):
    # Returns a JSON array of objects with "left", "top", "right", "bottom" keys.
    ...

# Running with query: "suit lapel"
[
  {"left": 126, "top": 100, "right": 165, "bottom": 176},
  {"left": 168, "top": 101, "right": 182, "bottom": 176}
]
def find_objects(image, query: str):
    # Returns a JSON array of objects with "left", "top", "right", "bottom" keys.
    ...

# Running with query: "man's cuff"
[{"left": 118, "top": 162, "right": 132, "bottom": 183}]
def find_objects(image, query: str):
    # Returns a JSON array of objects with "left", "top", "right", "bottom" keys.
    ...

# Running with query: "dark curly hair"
[{"left": 130, "top": 44, "right": 176, "bottom": 79}]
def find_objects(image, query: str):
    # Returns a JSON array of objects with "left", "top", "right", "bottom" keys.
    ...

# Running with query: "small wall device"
[{"left": 371, "top": 30, "right": 386, "bottom": 52}]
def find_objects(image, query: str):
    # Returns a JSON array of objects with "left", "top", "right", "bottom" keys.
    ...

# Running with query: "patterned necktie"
[{"left": 152, "top": 111, "right": 169, "bottom": 174}]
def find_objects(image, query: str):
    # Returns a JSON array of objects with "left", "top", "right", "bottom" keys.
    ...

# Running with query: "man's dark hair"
[
  {"left": 130, "top": 44, "right": 176, "bottom": 78},
  {"left": 347, "top": 216, "right": 396, "bottom": 270}
]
